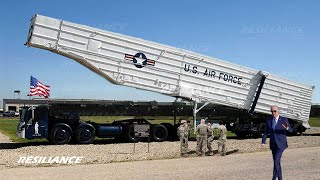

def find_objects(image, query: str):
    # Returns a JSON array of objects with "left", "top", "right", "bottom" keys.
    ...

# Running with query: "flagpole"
[
  {"left": 46, "top": 97, "right": 50, "bottom": 106},
  {"left": 27, "top": 94, "right": 31, "bottom": 107},
  {"left": 28, "top": 75, "right": 31, "bottom": 107}
]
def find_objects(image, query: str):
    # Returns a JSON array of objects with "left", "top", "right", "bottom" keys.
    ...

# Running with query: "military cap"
[{"left": 180, "top": 120, "right": 187, "bottom": 124}]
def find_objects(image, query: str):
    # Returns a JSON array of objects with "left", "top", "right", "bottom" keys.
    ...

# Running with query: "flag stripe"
[{"left": 30, "top": 76, "right": 50, "bottom": 98}]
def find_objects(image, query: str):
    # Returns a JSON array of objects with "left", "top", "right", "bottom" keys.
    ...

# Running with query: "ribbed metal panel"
[{"left": 25, "top": 15, "right": 314, "bottom": 127}]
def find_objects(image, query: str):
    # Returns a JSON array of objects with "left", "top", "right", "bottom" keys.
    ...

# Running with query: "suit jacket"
[{"left": 262, "top": 116, "right": 293, "bottom": 150}]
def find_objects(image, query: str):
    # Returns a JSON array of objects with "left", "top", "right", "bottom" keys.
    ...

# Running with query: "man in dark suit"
[{"left": 261, "top": 105, "right": 293, "bottom": 180}]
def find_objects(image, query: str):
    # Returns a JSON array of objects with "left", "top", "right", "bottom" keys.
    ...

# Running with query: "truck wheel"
[
  {"left": 75, "top": 125, "right": 95, "bottom": 144},
  {"left": 295, "top": 125, "right": 305, "bottom": 136},
  {"left": 151, "top": 124, "right": 168, "bottom": 142},
  {"left": 50, "top": 125, "right": 71, "bottom": 145},
  {"left": 46, "top": 136, "right": 51, "bottom": 143},
  {"left": 235, "top": 132, "right": 247, "bottom": 139},
  {"left": 127, "top": 124, "right": 141, "bottom": 142}
]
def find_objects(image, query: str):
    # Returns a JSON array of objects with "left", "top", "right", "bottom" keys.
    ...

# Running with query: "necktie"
[{"left": 273, "top": 119, "right": 277, "bottom": 130}]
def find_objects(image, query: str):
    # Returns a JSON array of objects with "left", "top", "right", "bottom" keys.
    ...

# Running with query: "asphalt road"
[{"left": 1, "top": 147, "right": 319, "bottom": 180}]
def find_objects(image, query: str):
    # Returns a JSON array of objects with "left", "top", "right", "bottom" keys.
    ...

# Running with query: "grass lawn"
[
  {"left": 309, "top": 117, "right": 320, "bottom": 127},
  {"left": 0, "top": 117, "right": 47, "bottom": 143},
  {"left": 0, "top": 117, "right": 20, "bottom": 142}
]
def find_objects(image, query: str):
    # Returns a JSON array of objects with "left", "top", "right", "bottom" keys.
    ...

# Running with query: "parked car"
[
  {"left": 195, "top": 119, "right": 220, "bottom": 129},
  {"left": 209, "top": 120, "right": 221, "bottom": 129},
  {"left": 3, "top": 111, "right": 19, "bottom": 117}
]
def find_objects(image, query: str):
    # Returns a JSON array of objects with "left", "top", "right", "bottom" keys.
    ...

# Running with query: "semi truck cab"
[{"left": 17, "top": 106, "right": 49, "bottom": 139}]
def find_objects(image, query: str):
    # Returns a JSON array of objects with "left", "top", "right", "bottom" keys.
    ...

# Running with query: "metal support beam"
[
  {"left": 249, "top": 75, "right": 266, "bottom": 114},
  {"left": 196, "top": 101, "right": 211, "bottom": 114},
  {"left": 193, "top": 102, "right": 197, "bottom": 134},
  {"left": 193, "top": 101, "right": 211, "bottom": 133}
]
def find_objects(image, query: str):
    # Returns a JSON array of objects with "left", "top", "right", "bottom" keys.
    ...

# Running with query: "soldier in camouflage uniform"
[
  {"left": 217, "top": 120, "right": 227, "bottom": 156},
  {"left": 185, "top": 120, "right": 191, "bottom": 153},
  {"left": 207, "top": 123, "right": 214, "bottom": 156},
  {"left": 177, "top": 120, "right": 189, "bottom": 157},
  {"left": 196, "top": 119, "right": 208, "bottom": 156}
]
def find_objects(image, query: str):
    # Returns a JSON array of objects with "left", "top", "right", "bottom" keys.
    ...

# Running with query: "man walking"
[
  {"left": 261, "top": 105, "right": 293, "bottom": 180},
  {"left": 217, "top": 120, "right": 227, "bottom": 156},
  {"left": 196, "top": 119, "right": 208, "bottom": 156},
  {"left": 177, "top": 120, "right": 189, "bottom": 157}
]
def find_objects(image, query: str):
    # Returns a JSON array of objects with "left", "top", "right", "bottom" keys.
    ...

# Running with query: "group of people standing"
[
  {"left": 178, "top": 105, "right": 293, "bottom": 180},
  {"left": 177, "top": 118, "right": 227, "bottom": 157}
]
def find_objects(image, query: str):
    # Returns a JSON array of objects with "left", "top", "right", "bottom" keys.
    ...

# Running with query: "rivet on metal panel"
[
  {"left": 198, "top": 58, "right": 205, "bottom": 63},
  {"left": 90, "top": 31, "right": 98, "bottom": 37},
  {"left": 154, "top": 79, "right": 159, "bottom": 85},
  {"left": 45, "top": 43, "right": 50, "bottom": 48},
  {"left": 117, "top": 75, "right": 123, "bottom": 82},
  {"left": 155, "top": 49, "right": 166, "bottom": 61}
]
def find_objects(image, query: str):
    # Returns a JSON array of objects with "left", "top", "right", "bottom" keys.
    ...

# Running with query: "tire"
[
  {"left": 126, "top": 124, "right": 141, "bottom": 142},
  {"left": 75, "top": 125, "right": 95, "bottom": 144},
  {"left": 235, "top": 132, "right": 247, "bottom": 139},
  {"left": 151, "top": 124, "right": 168, "bottom": 142},
  {"left": 296, "top": 125, "right": 305, "bottom": 136},
  {"left": 50, "top": 125, "right": 72, "bottom": 145}
]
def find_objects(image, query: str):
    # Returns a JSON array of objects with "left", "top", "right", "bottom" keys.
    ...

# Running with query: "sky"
[{"left": 0, "top": 0, "right": 319, "bottom": 108}]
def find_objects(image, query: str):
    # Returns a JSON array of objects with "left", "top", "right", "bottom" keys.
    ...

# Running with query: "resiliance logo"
[{"left": 17, "top": 156, "right": 83, "bottom": 164}]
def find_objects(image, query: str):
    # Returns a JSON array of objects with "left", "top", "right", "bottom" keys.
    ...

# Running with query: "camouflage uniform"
[
  {"left": 185, "top": 121, "right": 191, "bottom": 152},
  {"left": 177, "top": 120, "right": 189, "bottom": 156},
  {"left": 207, "top": 124, "right": 214, "bottom": 156},
  {"left": 196, "top": 120, "right": 208, "bottom": 156},
  {"left": 218, "top": 124, "right": 227, "bottom": 156}
]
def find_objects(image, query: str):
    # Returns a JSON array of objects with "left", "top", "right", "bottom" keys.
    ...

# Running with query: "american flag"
[{"left": 30, "top": 76, "right": 50, "bottom": 98}]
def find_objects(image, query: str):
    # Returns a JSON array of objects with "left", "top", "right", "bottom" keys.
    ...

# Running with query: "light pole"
[
  {"left": 13, "top": 90, "right": 21, "bottom": 112},
  {"left": 27, "top": 94, "right": 31, "bottom": 106},
  {"left": 14, "top": 90, "right": 21, "bottom": 99}
]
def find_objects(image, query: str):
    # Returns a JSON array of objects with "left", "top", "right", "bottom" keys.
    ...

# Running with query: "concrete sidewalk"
[{"left": 1, "top": 147, "right": 319, "bottom": 180}]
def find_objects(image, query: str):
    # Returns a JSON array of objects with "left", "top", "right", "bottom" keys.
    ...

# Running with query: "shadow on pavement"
[
  {"left": 0, "top": 138, "right": 124, "bottom": 150},
  {"left": 226, "top": 149, "right": 239, "bottom": 155},
  {"left": 302, "top": 133, "right": 320, "bottom": 136},
  {"left": 0, "top": 142, "right": 51, "bottom": 150},
  {"left": 212, "top": 149, "right": 239, "bottom": 156}
]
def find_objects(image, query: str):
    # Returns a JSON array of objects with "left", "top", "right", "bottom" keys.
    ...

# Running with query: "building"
[{"left": 3, "top": 99, "right": 48, "bottom": 112}]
